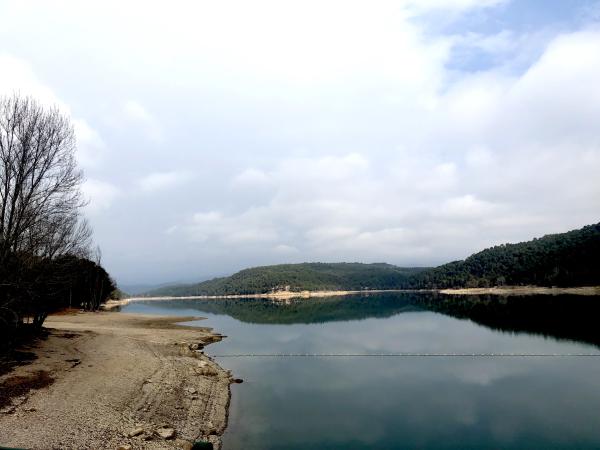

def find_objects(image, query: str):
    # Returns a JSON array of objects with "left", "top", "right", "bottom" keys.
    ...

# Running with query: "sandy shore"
[
  {"left": 0, "top": 312, "right": 233, "bottom": 450},
  {"left": 440, "top": 286, "right": 600, "bottom": 296}
]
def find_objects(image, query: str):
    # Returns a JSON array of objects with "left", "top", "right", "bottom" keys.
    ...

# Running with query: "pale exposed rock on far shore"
[
  {"left": 104, "top": 289, "right": 417, "bottom": 309},
  {"left": 439, "top": 286, "right": 600, "bottom": 296},
  {"left": 104, "top": 285, "right": 600, "bottom": 310}
]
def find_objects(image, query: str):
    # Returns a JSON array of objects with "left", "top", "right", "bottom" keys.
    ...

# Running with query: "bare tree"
[{"left": 0, "top": 94, "right": 90, "bottom": 261}]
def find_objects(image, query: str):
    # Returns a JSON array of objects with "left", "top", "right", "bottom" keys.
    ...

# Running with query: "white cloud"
[
  {"left": 122, "top": 100, "right": 153, "bottom": 122},
  {"left": 0, "top": 53, "right": 63, "bottom": 106},
  {"left": 465, "top": 147, "right": 494, "bottom": 168},
  {"left": 231, "top": 168, "right": 272, "bottom": 189},
  {"left": 273, "top": 244, "right": 299, "bottom": 254},
  {"left": 167, "top": 29, "right": 600, "bottom": 267},
  {"left": 187, "top": 209, "right": 279, "bottom": 245},
  {"left": 404, "top": 0, "right": 507, "bottom": 14},
  {"left": 137, "top": 171, "right": 190, "bottom": 193},
  {"left": 82, "top": 179, "right": 120, "bottom": 214},
  {"left": 72, "top": 119, "right": 107, "bottom": 169},
  {"left": 439, "top": 195, "right": 498, "bottom": 220},
  {"left": 120, "top": 99, "right": 163, "bottom": 142},
  {"left": 2, "top": 2, "right": 600, "bottom": 282},
  {"left": 0, "top": 53, "right": 108, "bottom": 173}
]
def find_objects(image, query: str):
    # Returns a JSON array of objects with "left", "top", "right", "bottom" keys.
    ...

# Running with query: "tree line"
[
  {"left": 144, "top": 223, "right": 600, "bottom": 297},
  {"left": 410, "top": 223, "right": 600, "bottom": 289},
  {"left": 144, "top": 263, "right": 427, "bottom": 297},
  {"left": 1, "top": 94, "right": 115, "bottom": 351}
]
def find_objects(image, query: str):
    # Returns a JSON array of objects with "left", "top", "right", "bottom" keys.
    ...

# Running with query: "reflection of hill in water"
[
  {"left": 145, "top": 293, "right": 600, "bottom": 348},
  {"left": 419, "top": 294, "right": 600, "bottom": 349},
  {"left": 150, "top": 294, "right": 423, "bottom": 325}
]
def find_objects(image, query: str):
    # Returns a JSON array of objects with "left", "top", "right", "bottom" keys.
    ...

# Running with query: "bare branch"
[{"left": 0, "top": 94, "right": 90, "bottom": 260}]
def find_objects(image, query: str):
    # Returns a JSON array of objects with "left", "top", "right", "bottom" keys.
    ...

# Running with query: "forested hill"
[
  {"left": 142, "top": 222, "right": 600, "bottom": 297},
  {"left": 143, "top": 263, "right": 427, "bottom": 296},
  {"left": 412, "top": 222, "right": 600, "bottom": 289}
]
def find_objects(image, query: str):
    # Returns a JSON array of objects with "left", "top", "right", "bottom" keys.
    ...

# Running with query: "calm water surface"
[{"left": 122, "top": 293, "right": 600, "bottom": 450}]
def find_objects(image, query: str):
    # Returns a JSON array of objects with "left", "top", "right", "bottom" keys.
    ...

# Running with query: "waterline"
[{"left": 213, "top": 352, "right": 600, "bottom": 358}]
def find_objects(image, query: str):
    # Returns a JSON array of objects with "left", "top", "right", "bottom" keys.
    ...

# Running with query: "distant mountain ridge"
[{"left": 142, "top": 222, "right": 600, "bottom": 297}]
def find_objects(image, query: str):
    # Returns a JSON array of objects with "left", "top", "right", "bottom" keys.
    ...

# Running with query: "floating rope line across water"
[{"left": 212, "top": 353, "right": 600, "bottom": 358}]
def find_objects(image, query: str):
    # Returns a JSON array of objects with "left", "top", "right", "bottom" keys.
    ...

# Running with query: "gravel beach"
[{"left": 0, "top": 312, "right": 232, "bottom": 449}]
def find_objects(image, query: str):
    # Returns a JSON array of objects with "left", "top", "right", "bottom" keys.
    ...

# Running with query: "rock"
[
  {"left": 186, "top": 387, "right": 197, "bottom": 394},
  {"left": 117, "top": 445, "right": 132, "bottom": 450},
  {"left": 232, "top": 378, "right": 243, "bottom": 384},
  {"left": 142, "top": 432, "right": 155, "bottom": 441},
  {"left": 127, "top": 427, "right": 144, "bottom": 437},
  {"left": 156, "top": 426, "right": 176, "bottom": 439},
  {"left": 175, "top": 439, "right": 194, "bottom": 450},
  {"left": 0, "top": 406, "right": 15, "bottom": 414},
  {"left": 197, "top": 367, "right": 218, "bottom": 376}
]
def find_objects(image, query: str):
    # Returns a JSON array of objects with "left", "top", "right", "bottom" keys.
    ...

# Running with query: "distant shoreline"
[
  {"left": 107, "top": 285, "right": 600, "bottom": 308},
  {"left": 439, "top": 286, "right": 600, "bottom": 296},
  {"left": 105, "top": 289, "right": 418, "bottom": 308}
]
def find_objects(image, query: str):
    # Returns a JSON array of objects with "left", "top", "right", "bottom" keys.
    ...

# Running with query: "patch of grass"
[{"left": 0, "top": 370, "right": 54, "bottom": 409}]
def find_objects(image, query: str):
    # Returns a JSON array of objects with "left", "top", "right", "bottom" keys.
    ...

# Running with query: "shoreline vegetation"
[
  {"left": 0, "top": 311, "right": 233, "bottom": 450},
  {"left": 0, "top": 95, "right": 119, "bottom": 353},
  {"left": 140, "top": 223, "right": 600, "bottom": 298},
  {"left": 106, "top": 284, "right": 600, "bottom": 309}
]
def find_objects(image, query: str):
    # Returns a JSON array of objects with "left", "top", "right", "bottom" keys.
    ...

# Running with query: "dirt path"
[{"left": 0, "top": 312, "right": 233, "bottom": 450}]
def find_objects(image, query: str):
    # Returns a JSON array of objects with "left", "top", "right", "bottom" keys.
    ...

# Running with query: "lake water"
[{"left": 122, "top": 293, "right": 600, "bottom": 450}]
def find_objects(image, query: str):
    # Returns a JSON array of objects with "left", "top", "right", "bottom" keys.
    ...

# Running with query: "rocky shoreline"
[{"left": 0, "top": 312, "right": 233, "bottom": 449}]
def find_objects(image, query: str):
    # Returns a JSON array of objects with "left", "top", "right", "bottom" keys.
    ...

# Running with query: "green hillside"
[
  {"left": 144, "top": 263, "right": 427, "bottom": 296},
  {"left": 142, "top": 222, "right": 600, "bottom": 296},
  {"left": 413, "top": 222, "right": 600, "bottom": 288}
]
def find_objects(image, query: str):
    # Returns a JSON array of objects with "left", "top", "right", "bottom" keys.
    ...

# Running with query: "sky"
[{"left": 1, "top": 0, "right": 600, "bottom": 286}]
